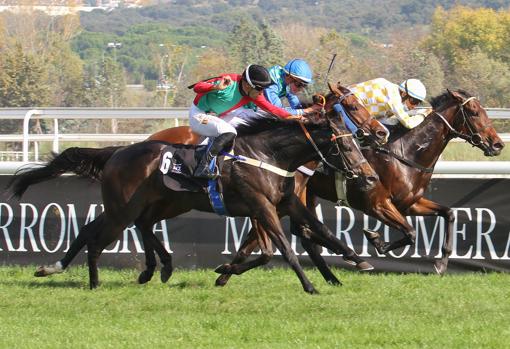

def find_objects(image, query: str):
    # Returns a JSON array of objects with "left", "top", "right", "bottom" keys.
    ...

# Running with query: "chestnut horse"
[{"left": 214, "top": 89, "right": 504, "bottom": 285}]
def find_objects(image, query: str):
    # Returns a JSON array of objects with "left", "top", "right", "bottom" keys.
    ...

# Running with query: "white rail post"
[
  {"left": 22, "top": 109, "right": 43, "bottom": 162},
  {"left": 53, "top": 118, "right": 59, "bottom": 154}
]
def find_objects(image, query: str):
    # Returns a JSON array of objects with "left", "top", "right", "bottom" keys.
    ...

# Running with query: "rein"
[{"left": 298, "top": 121, "right": 363, "bottom": 179}]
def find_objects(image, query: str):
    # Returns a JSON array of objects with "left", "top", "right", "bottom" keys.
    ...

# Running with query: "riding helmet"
[
  {"left": 399, "top": 79, "right": 427, "bottom": 101},
  {"left": 283, "top": 59, "right": 313, "bottom": 84},
  {"left": 242, "top": 64, "right": 273, "bottom": 90}
]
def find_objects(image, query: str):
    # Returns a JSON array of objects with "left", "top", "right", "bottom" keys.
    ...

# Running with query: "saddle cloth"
[
  {"left": 159, "top": 143, "right": 208, "bottom": 192},
  {"left": 158, "top": 143, "right": 229, "bottom": 215}
]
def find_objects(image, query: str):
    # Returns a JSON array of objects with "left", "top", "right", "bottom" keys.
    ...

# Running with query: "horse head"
[
  {"left": 320, "top": 107, "right": 379, "bottom": 192},
  {"left": 432, "top": 90, "right": 504, "bottom": 157},
  {"left": 326, "top": 81, "right": 389, "bottom": 145}
]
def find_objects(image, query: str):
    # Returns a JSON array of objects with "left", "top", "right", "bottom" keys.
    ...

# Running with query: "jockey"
[
  {"left": 338, "top": 78, "right": 427, "bottom": 138},
  {"left": 264, "top": 59, "right": 322, "bottom": 116},
  {"left": 190, "top": 64, "right": 299, "bottom": 179}
]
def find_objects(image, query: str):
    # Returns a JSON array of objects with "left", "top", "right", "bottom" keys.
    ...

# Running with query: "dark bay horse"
[
  {"left": 9, "top": 110, "right": 379, "bottom": 293},
  {"left": 9, "top": 83, "right": 388, "bottom": 287},
  {"left": 214, "top": 89, "right": 504, "bottom": 285}
]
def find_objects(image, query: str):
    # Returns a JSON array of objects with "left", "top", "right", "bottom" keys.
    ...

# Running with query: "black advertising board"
[{"left": 0, "top": 175, "right": 509, "bottom": 273}]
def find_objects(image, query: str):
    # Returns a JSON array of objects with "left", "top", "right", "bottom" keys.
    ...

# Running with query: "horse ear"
[
  {"left": 328, "top": 81, "right": 342, "bottom": 96},
  {"left": 448, "top": 89, "right": 464, "bottom": 103}
]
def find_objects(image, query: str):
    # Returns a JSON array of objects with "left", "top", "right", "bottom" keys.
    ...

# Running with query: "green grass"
[{"left": 0, "top": 266, "right": 509, "bottom": 348}]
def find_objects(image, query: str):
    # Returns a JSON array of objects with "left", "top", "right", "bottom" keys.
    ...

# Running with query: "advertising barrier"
[{"left": 0, "top": 175, "right": 509, "bottom": 273}]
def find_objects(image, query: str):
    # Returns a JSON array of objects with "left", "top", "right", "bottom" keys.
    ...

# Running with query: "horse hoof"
[
  {"left": 363, "top": 229, "right": 380, "bottom": 241},
  {"left": 305, "top": 287, "right": 319, "bottom": 295},
  {"left": 356, "top": 261, "right": 374, "bottom": 271},
  {"left": 214, "top": 264, "right": 232, "bottom": 274},
  {"left": 342, "top": 257, "right": 357, "bottom": 266},
  {"left": 34, "top": 263, "right": 63, "bottom": 277},
  {"left": 326, "top": 278, "right": 342, "bottom": 286},
  {"left": 433, "top": 261, "right": 446, "bottom": 275},
  {"left": 160, "top": 265, "right": 173, "bottom": 283},
  {"left": 215, "top": 275, "right": 230, "bottom": 287},
  {"left": 138, "top": 270, "right": 153, "bottom": 284},
  {"left": 34, "top": 266, "right": 50, "bottom": 277}
]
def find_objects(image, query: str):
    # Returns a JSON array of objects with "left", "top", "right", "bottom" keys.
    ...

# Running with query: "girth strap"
[{"left": 222, "top": 152, "right": 295, "bottom": 177}]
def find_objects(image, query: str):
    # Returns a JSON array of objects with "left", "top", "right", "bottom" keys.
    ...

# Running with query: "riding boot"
[{"left": 194, "top": 132, "right": 236, "bottom": 179}]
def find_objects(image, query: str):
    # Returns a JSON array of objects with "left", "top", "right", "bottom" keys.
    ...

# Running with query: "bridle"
[
  {"left": 433, "top": 96, "right": 488, "bottom": 146},
  {"left": 336, "top": 91, "right": 376, "bottom": 141},
  {"left": 298, "top": 99, "right": 368, "bottom": 180}
]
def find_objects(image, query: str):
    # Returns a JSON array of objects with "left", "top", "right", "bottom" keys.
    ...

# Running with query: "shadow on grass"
[
  {"left": 0, "top": 279, "right": 85, "bottom": 288},
  {"left": 168, "top": 280, "right": 208, "bottom": 289}
]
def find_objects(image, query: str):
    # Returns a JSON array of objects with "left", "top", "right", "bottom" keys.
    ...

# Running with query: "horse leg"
[
  {"left": 215, "top": 220, "right": 275, "bottom": 278},
  {"left": 136, "top": 222, "right": 158, "bottom": 284},
  {"left": 284, "top": 195, "right": 370, "bottom": 272},
  {"left": 407, "top": 198, "right": 454, "bottom": 275},
  {"left": 215, "top": 223, "right": 260, "bottom": 286},
  {"left": 256, "top": 203, "right": 318, "bottom": 294},
  {"left": 362, "top": 200, "right": 417, "bottom": 254},
  {"left": 34, "top": 214, "right": 106, "bottom": 277}
]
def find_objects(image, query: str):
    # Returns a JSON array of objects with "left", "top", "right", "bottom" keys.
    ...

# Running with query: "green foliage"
[
  {"left": 0, "top": 45, "right": 50, "bottom": 107},
  {"left": 227, "top": 18, "right": 283, "bottom": 71}
]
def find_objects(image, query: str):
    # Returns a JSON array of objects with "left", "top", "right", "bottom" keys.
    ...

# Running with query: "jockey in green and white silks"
[{"left": 189, "top": 64, "right": 301, "bottom": 179}]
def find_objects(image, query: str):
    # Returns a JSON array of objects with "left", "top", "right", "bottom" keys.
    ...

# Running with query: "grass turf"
[{"left": 0, "top": 266, "right": 508, "bottom": 349}]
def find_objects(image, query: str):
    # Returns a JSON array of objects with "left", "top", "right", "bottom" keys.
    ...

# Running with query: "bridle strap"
[{"left": 299, "top": 121, "right": 351, "bottom": 173}]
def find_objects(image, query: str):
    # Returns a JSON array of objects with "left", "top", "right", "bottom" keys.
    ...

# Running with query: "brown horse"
[
  {"left": 10, "top": 84, "right": 387, "bottom": 286},
  {"left": 8, "top": 88, "right": 385, "bottom": 292},
  {"left": 214, "top": 89, "right": 504, "bottom": 285}
]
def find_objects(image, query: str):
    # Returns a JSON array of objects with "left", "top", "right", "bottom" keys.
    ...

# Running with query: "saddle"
[{"left": 158, "top": 143, "right": 229, "bottom": 215}]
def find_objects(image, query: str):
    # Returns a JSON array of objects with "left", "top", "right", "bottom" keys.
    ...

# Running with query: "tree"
[
  {"left": 0, "top": 45, "right": 50, "bottom": 107},
  {"left": 426, "top": 6, "right": 510, "bottom": 68},
  {"left": 227, "top": 18, "right": 284, "bottom": 70},
  {"left": 451, "top": 47, "right": 510, "bottom": 107}
]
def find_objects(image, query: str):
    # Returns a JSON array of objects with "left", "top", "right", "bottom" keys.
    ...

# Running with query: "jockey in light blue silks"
[{"left": 264, "top": 59, "right": 323, "bottom": 116}]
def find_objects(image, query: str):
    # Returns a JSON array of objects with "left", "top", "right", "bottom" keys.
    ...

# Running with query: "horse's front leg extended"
[
  {"left": 257, "top": 204, "right": 318, "bottom": 294},
  {"left": 407, "top": 198, "right": 454, "bottom": 275}
]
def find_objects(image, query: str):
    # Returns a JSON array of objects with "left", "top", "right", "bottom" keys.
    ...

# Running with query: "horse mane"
[
  {"left": 235, "top": 115, "right": 328, "bottom": 137},
  {"left": 429, "top": 90, "right": 472, "bottom": 109}
]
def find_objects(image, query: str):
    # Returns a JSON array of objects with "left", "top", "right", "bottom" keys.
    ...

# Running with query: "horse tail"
[{"left": 7, "top": 146, "right": 122, "bottom": 199}]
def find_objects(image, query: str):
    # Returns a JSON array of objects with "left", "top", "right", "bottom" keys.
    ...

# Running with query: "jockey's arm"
[
  {"left": 252, "top": 94, "right": 292, "bottom": 119},
  {"left": 263, "top": 84, "right": 305, "bottom": 116},
  {"left": 193, "top": 75, "right": 232, "bottom": 94}
]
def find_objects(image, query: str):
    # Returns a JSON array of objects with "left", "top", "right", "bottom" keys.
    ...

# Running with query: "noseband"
[{"left": 337, "top": 92, "right": 374, "bottom": 140}]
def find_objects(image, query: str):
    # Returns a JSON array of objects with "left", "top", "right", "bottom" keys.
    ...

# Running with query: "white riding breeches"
[
  {"left": 189, "top": 103, "right": 237, "bottom": 137},
  {"left": 189, "top": 104, "right": 271, "bottom": 137}
]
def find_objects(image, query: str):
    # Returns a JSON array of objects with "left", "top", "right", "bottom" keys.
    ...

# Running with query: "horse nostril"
[
  {"left": 367, "top": 175, "right": 379, "bottom": 184},
  {"left": 376, "top": 130, "right": 388, "bottom": 140},
  {"left": 493, "top": 142, "right": 504, "bottom": 151}
]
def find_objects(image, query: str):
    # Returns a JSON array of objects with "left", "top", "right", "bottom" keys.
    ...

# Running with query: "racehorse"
[
  {"left": 213, "top": 89, "right": 504, "bottom": 285},
  {"left": 8, "top": 89, "right": 384, "bottom": 293},
  {"left": 9, "top": 83, "right": 388, "bottom": 287}
]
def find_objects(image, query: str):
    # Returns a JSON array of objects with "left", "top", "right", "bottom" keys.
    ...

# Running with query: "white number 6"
[{"left": 159, "top": 151, "right": 173, "bottom": 174}]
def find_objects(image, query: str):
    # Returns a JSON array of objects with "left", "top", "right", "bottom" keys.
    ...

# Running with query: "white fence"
[{"left": 0, "top": 107, "right": 509, "bottom": 175}]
